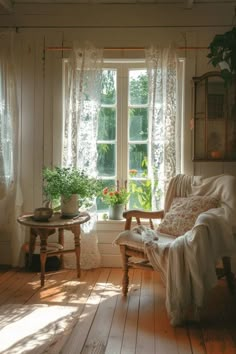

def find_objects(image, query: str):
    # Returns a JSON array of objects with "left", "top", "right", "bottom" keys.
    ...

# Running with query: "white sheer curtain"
[
  {"left": 145, "top": 46, "right": 179, "bottom": 209},
  {"left": 0, "top": 31, "right": 23, "bottom": 266},
  {"left": 0, "top": 33, "right": 17, "bottom": 198},
  {"left": 63, "top": 42, "right": 103, "bottom": 269}
]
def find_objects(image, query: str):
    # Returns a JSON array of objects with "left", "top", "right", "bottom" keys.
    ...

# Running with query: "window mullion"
[
  {"left": 122, "top": 65, "right": 129, "bottom": 188},
  {"left": 116, "top": 65, "right": 128, "bottom": 189},
  {"left": 116, "top": 65, "right": 122, "bottom": 188}
]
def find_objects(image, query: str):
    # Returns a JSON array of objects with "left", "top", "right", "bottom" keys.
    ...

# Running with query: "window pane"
[
  {"left": 101, "top": 69, "right": 116, "bottom": 105},
  {"left": 129, "top": 180, "right": 152, "bottom": 211},
  {"left": 97, "top": 143, "right": 115, "bottom": 176},
  {"left": 129, "top": 144, "right": 148, "bottom": 177},
  {"left": 129, "top": 70, "right": 148, "bottom": 105},
  {"left": 98, "top": 107, "right": 116, "bottom": 140},
  {"left": 129, "top": 108, "right": 148, "bottom": 141}
]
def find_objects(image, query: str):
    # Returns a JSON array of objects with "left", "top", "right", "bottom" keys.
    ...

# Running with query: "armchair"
[{"left": 114, "top": 174, "right": 236, "bottom": 325}]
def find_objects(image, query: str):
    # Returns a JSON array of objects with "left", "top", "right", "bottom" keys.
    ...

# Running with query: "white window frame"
[{"left": 102, "top": 60, "right": 149, "bottom": 190}]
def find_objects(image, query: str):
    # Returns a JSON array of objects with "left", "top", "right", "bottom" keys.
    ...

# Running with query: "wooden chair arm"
[{"left": 123, "top": 209, "right": 164, "bottom": 230}]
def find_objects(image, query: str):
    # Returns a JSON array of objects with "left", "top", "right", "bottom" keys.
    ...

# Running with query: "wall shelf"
[{"left": 192, "top": 71, "right": 236, "bottom": 161}]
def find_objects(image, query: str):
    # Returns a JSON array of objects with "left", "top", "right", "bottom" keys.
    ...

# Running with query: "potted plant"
[
  {"left": 43, "top": 166, "right": 102, "bottom": 218},
  {"left": 101, "top": 186, "right": 130, "bottom": 220},
  {"left": 207, "top": 27, "right": 236, "bottom": 85}
]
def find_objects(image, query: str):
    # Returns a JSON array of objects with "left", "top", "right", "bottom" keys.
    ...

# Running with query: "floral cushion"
[{"left": 157, "top": 195, "right": 219, "bottom": 237}]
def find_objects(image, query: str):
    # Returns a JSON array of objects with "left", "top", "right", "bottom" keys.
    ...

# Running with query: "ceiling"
[
  {"left": 0, "top": 0, "right": 234, "bottom": 55},
  {"left": 0, "top": 0, "right": 231, "bottom": 13},
  {"left": 0, "top": 0, "right": 235, "bottom": 28}
]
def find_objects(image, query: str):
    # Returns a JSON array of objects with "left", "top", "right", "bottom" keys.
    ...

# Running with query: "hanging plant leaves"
[{"left": 207, "top": 27, "right": 236, "bottom": 86}]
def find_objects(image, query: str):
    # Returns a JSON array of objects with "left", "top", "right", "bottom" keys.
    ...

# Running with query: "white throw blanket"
[
  {"left": 143, "top": 207, "right": 235, "bottom": 325},
  {"left": 114, "top": 174, "right": 236, "bottom": 326}
]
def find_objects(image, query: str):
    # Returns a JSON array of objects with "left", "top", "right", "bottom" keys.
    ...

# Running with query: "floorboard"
[{"left": 0, "top": 268, "right": 235, "bottom": 354}]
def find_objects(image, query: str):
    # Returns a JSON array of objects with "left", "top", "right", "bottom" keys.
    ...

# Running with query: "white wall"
[{"left": 0, "top": 2, "right": 236, "bottom": 266}]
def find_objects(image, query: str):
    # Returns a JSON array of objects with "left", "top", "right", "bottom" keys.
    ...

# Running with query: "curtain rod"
[{"left": 46, "top": 46, "right": 208, "bottom": 51}]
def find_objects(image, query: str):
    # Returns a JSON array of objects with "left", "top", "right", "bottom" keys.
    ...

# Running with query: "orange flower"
[
  {"left": 103, "top": 187, "right": 108, "bottom": 195},
  {"left": 129, "top": 169, "right": 138, "bottom": 176},
  {"left": 101, "top": 186, "right": 130, "bottom": 206}
]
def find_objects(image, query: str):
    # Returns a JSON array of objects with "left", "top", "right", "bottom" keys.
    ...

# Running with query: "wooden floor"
[{"left": 0, "top": 267, "right": 236, "bottom": 354}]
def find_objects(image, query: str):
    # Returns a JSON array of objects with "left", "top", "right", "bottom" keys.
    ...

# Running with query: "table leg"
[
  {"left": 29, "top": 229, "right": 37, "bottom": 269},
  {"left": 73, "top": 225, "right": 81, "bottom": 278},
  {"left": 39, "top": 234, "right": 48, "bottom": 287},
  {"left": 58, "top": 228, "right": 64, "bottom": 268},
  {"left": 31, "top": 228, "right": 56, "bottom": 287}
]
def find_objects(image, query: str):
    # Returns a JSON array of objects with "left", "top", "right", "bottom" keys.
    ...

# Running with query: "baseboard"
[
  {"left": 0, "top": 264, "right": 11, "bottom": 270},
  {"left": 100, "top": 255, "right": 122, "bottom": 268},
  {"left": 0, "top": 240, "right": 11, "bottom": 265}
]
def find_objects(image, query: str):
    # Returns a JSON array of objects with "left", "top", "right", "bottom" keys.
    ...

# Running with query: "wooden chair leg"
[
  {"left": 222, "top": 256, "right": 235, "bottom": 294},
  {"left": 120, "top": 245, "right": 129, "bottom": 296}
]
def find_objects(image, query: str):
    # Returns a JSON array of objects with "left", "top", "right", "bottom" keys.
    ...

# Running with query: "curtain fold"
[
  {"left": 63, "top": 42, "right": 103, "bottom": 269},
  {"left": 63, "top": 42, "right": 103, "bottom": 175},
  {"left": 0, "top": 32, "right": 17, "bottom": 199},
  {"left": 0, "top": 31, "right": 23, "bottom": 266},
  {"left": 145, "top": 46, "right": 179, "bottom": 209}
]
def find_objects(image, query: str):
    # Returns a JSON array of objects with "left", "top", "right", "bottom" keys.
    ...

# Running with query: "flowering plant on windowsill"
[{"left": 101, "top": 187, "right": 130, "bottom": 206}]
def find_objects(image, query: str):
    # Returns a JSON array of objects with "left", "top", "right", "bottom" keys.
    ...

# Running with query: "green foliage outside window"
[
  {"left": 129, "top": 157, "right": 160, "bottom": 211},
  {"left": 129, "top": 71, "right": 148, "bottom": 105},
  {"left": 101, "top": 69, "right": 116, "bottom": 104},
  {"left": 97, "top": 68, "right": 158, "bottom": 212}
]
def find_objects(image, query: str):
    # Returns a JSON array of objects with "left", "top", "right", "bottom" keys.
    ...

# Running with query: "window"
[
  {"left": 96, "top": 62, "right": 154, "bottom": 211},
  {"left": 63, "top": 57, "right": 184, "bottom": 212}
]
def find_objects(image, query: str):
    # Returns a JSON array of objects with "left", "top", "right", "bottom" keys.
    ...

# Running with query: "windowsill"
[
  {"left": 97, "top": 219, "right": 126, "bottom": 223},
  {"left": 96, "top": 215, "right": 126, "bottom": 232},
  {"left": 97, "top": 214, "right": 126, "bottom": 223},
  {"left": 96, "top": 213, "right": 161, "bottom": 232}
]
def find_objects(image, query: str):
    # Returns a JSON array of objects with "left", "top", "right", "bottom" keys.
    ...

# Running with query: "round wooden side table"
[{"left": 17, "top": 211, "right": 90, "bottom": 286}]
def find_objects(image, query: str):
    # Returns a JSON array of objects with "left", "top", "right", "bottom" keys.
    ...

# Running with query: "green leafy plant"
[
  {"left": 207, "top": 27, "right": 236, "bottom": 85},
  {"left": 129, "top": 157, "right": 160, "bottom": 211},
  {"left": 101, "top": 187, "right": 130, "bottom": 206},
  {"left": 43, "top": 166, "right": 102, "bottom": 207}
]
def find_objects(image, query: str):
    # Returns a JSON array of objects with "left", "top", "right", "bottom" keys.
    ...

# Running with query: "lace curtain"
[
  {"left": 63, "top": 42, "right": 103, "bottom": 269},
  {"left": 0, "top": 32, "right": 23, "bottom": 266},
  {"left": 145, "top": 46, "right": 178, "bottom": 209},
  {"left": 0, "top": 33, "right": 17, "bottom": 198}
]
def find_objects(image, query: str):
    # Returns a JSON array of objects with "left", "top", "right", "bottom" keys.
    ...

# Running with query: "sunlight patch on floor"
[{"left": 0, "top": 304, "right": 78, "bottom": 353}]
